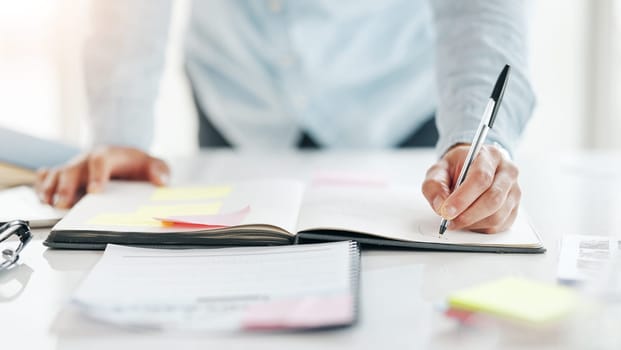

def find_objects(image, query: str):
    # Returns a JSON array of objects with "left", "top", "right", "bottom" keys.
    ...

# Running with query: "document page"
[
  {"left": 557, "top": 235, "right": 621, "bottom": 283},
  {"left": 0, "top": 186, "right": 65, "bottom": 227},
  {"left": 72, "top": 242, "right": 358, "bottom": 331}
]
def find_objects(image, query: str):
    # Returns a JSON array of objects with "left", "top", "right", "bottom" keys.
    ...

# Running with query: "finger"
[
  {"left": 452, "top": 194, "right": 513, "bottom": 232},
  {"left": 147, "top": 157, "right": 170, "bottom": 186},
  {"left": 54, "top": 166, "right": 85, "bottom": 208},
  {"left": 40, "top": 169, "right": 60, "bottom": 205},
  {"left": 87, "top": 151, "right": 112, "bottom": 193},
  {"left": 448, "top": 163, "right": 517, "bottom": 229},
  {"left": 473, "top": 205, "right": 520, "bottom": 234},
  {"left": 440, "top": 147, "right": 501, "bottom": 220},
  {"left": 34, "top": 168, "right": 49, "bottom": 200},
  {"left": 421, "top": 160, "right": 451, "bottom": 213},
  {"left": 86, "top": 147, "right": 169, "bottom": 186},
  {"left": 465, "top": 186, "right": 520, "bottom": 232},
  {"left": 104, "top": 148, "right": 159, "bottom": 181},
  {"left": 35, "top": 168, "right": 48, "bottom": 182}
]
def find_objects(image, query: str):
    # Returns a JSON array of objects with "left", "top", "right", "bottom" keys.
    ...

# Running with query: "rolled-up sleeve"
[
  {"left": 84, "top": 0, "right": 172, "bottom": 150},
  {"left": 430, "top": 0, "right": 535, "bottom": 157}
]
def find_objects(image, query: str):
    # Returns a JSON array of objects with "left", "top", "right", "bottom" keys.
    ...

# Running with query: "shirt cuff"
[{"left": 436, "top": 131, "right": 513, "bottom": 160}]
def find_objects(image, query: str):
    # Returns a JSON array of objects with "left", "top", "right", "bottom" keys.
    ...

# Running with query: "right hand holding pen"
[
  {"left": 421, "top": 144, "right": 521, "bottom": 234},
  {"left": 35, "top": 146, "right": 170, "bottom": 209}
]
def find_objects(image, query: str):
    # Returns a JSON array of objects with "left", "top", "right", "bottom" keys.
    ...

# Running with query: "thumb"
[
  {"left": 146, "top": 157, "right": 170, "bottom": 186},
  {"left": 87, "top": 153, "right": 111, "bottom": 193}
]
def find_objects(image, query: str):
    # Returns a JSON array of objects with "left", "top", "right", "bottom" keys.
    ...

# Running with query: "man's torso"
[{"left": 184, "top": 0, "right": 437, "bottom": 149}]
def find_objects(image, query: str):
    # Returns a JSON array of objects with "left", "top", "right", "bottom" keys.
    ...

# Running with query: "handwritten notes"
[{"left": 448, "top": 277, "right": 577, "bottom": 324}]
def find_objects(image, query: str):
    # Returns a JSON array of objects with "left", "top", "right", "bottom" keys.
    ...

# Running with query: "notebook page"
[
  {"left": 72, "top": 242, "right": 358, "bottom": 331},
  {"left": 296, "top": 185, "right": 541, "bottom": 248},
  {"left": 0, "top": 186, "right": 66, "bottom": 227}
]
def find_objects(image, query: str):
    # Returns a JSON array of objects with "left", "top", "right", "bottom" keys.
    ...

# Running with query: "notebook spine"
[{"left": 348, "top": 240, "right": 361, "bottom": 325}]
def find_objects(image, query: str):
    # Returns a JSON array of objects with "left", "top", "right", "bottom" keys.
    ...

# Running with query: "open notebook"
[{"left": 45, "top": 179, "right": 545, "bottom": 253}]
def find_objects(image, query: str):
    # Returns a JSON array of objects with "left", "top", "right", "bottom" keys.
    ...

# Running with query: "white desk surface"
[{"left": 2, "top": 149, "right": 621, "bottom": 350}]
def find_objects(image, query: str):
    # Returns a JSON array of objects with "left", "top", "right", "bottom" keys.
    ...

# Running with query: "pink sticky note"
[
  {"left": 154, "top": 205, "right": 250, "bottom": 228},
  {"left": 444, "top": 307, "right": 477, "bottom": 324},
  {"left": 311, "top": 171, "right": 387, "bottom": 188},
  {"left": 242, "top": 294, "right": 354, "bottom": 330}
]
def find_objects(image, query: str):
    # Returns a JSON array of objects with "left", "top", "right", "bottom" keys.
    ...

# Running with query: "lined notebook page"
[{"left": 72, "top": 241, "right": 359, "bottom": 331}]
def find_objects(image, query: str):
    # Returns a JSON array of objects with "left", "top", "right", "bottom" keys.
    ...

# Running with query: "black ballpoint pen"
[{"left": 439, "top": 64, "right": 511, "bottom": 235}]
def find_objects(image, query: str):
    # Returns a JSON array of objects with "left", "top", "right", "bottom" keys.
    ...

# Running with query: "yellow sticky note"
[
  {"left": 88, "top": 213, "right": 162, "bottom": 227},
  {"left": 448, "top": 277, "right": 577, "bottom": 324},
  {"left": 136, "top": 203, "right": 221, "bottom": 217},
  {"left": 151, "top": 186, "right": 231, "bottom": 201},
  {"left": 87, "top": 203, "right": 221, "bottom": 227}
]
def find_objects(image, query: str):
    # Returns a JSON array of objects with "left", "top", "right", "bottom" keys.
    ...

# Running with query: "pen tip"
[{"left": 438, "top": 225, "right": 447, "bottom": 236}]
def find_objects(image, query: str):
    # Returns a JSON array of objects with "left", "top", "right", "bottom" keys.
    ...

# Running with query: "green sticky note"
[{"left": 448, "top": 277, "right": 577, "bottom": 324}]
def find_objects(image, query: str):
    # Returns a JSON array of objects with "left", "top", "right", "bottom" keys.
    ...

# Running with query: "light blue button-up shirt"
[{"left": 85, "top": 0, "right": 534, "bottom": 155}]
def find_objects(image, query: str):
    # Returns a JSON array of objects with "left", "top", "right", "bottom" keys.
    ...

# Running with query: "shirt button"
[{"left": 268, "top": 0, "right": 283, "bottom": 13}]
